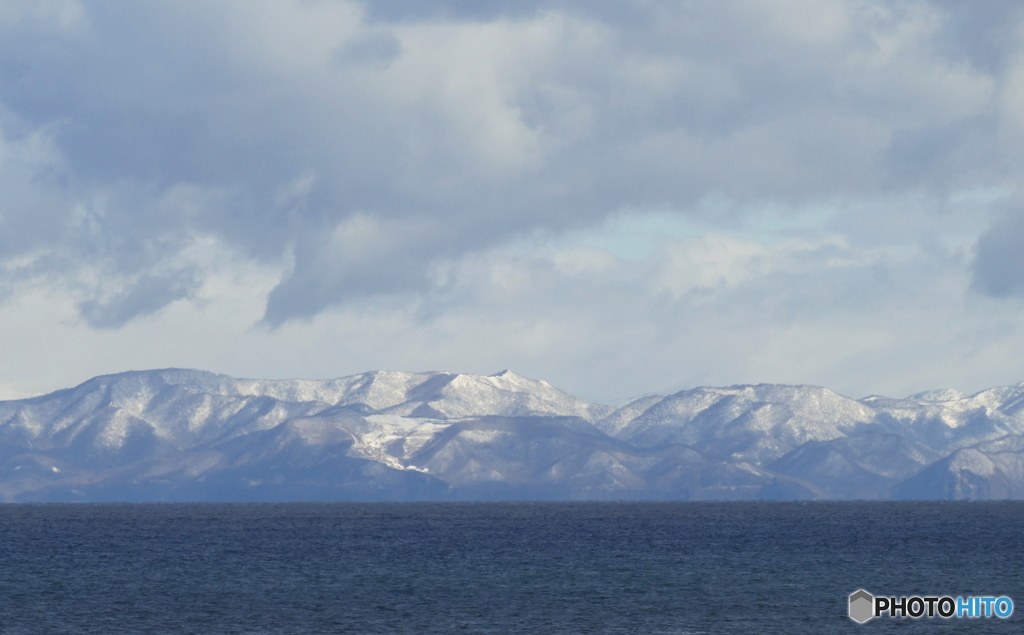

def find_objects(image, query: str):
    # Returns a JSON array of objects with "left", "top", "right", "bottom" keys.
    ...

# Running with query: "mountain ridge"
[{"left": 4, "top": 368, "right": 1024, "bottom": 501}]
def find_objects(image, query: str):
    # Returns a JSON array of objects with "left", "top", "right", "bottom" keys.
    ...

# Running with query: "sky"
[{"left": 2, "top": 0, "right": 1024, "bottom": 402}]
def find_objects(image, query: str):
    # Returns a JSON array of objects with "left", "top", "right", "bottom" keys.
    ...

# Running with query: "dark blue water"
[{"left": 0, "top": 501, "right": 1021, "bottom": 633}]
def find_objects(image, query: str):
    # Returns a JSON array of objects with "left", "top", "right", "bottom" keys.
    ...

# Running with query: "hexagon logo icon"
[{"left": 849, "top": 589, "right": 874, "bottom": 624}]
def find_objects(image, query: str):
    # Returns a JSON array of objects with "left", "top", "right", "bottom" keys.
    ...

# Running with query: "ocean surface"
[{"left": 0, "top": 501, "right": 1021, "bottom": 633}]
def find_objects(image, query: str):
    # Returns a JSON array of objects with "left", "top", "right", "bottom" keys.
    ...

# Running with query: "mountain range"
[{"left": 2, "top": 368, "right": 1024, "bottom": 501}]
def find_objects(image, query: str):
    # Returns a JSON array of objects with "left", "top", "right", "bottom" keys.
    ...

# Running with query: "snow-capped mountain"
[{"left": 3, "top": 369, "right": 1024, "bottom": 501}]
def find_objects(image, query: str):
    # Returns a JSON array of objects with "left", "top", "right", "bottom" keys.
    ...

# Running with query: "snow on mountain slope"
[
  {"left": 0, "top": 370, "right": 330, "bottom": 458},
  {"left": 388, "top": 370, "right": 612, "bottom": 420},
  {"left": 0, "top": 368, "right": 607, "bottom": 451},
  {"left": 233, "top": 368, "right": 610, "bottom": 420},
  {"left": 595, "top": 394, "right": 664, "bottom": 435},
  {"left": 614, "top": 384, "right": 876, "bottom": 462},
  {"left": 890, "top": 435, "right": 1024, "bottom": 500},
  {"left": 863, "top": 383, "right": 1024, "bottom": 454},
  {"left": 592, "top": 381, "right": 1024, "bottom": 499},
  {"left": 7, "top": 369, "right": 1024, "bottom": 500},
  {"left": 767, "top": 433, "right": 945, "bottom": 500},
  {"left": 0, "top": 368, "right": 618, "bottom": 501}
]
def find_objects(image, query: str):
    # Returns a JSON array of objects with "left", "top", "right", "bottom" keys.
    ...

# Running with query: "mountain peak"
[
  {"left": 488, "top": 369, "right": 539, "bottom": 384},
  {"left": 908, "top": 388, "right": 966, "bottom": 403}
]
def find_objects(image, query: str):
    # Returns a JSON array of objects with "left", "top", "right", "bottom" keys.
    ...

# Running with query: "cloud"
[
  {"left": 262, "top": 213, "right": 444, "bottom": 324},
  {"left": 972, "top": 209, "right": 1024, "bottom": 297},
  {"left": 331, "top": 30, "right": 402, "bottom": 70},
  {"left": 2, "top": 0, "right": 1024, "bottom": 402},
  {"left": 1, "top": 0, "right": 1019, "bottom": 327},
  {"left": 76, "top": 269, "right": 200, "bottom": 329},
  {"left": 0, "top": 200, "right": 1015, "bottom": 403}
]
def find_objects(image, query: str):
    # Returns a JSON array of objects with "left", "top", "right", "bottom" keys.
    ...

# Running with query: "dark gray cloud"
[
  {"left": 930, "top": 0, "right": 1024, "bottom": 74},
  {"left": 76, "top": 269, "right": 201, "bottom": 329},
  {"left": 0, "top": 0, "right": 1020, "bottom": 328},
  {"left": 972, "top": 210, "right": 1024, "bottom": 297},
  {"left": 883, "top": 115, "right": 999, "bottom": 189},
  {"left": 331, "top": 31, "right": 402, "bottom": 69}
]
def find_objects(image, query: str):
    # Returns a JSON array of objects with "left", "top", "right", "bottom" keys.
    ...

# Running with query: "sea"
[{"left": 0, "top": 501, "right": 1021, "bottom": 633}]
